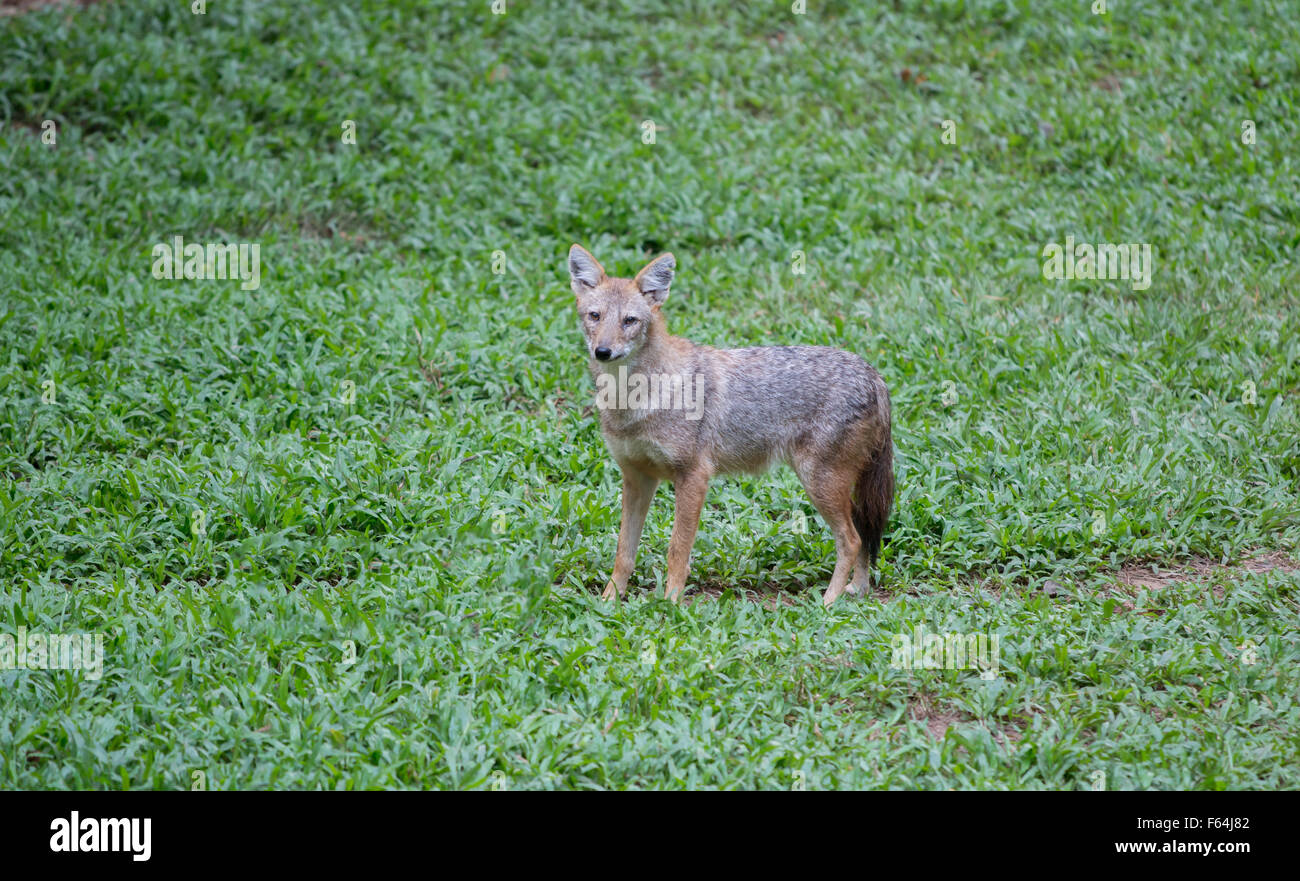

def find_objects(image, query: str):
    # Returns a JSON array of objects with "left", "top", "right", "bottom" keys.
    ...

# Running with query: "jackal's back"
[{"left": 703, "top": 344, "right": 891, "bottom": 474}]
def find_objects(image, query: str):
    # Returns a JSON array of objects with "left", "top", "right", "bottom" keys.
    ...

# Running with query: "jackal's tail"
[{"left": 852, "top": 439, "right": 894, "bottom": 569}]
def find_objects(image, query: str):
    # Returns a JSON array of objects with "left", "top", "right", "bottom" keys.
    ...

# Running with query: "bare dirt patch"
[
  {"left": 690, "top": 581, "right": 801, "bottom": 609},
  {"left": 1116, "top": 550, "right": 1298, "bottom": 597},
  {"left": 576, "top": 579, "right": 806, "bottom": 608},
  {"left": 907, "top": 693, "right": 1025, "bottom": 745},
  {"left": 908, "top": 693, "right": 965, "bottom": 740}
]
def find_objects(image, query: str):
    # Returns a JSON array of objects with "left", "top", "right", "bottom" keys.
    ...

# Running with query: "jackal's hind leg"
[{"left": 793, "top": 458, "right": 862, "bottom": 607}]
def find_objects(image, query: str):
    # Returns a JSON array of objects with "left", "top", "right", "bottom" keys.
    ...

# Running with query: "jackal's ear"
[
  {"left": 634, "top": 253, "right": 675, "bottom": 305},
  {"left": 568, "top": 244, "right": 605, "bottom": 292}
]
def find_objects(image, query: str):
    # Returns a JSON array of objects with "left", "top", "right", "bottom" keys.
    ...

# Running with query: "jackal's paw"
[
  {"left": 601, "top": 580, "right": 623, "bottom": 601},
  {"left": 847, "top": 572, "right": 874, "bottom": 598},
  {"left": 822, "top": 585, "right": 849, "bottom": 607}
]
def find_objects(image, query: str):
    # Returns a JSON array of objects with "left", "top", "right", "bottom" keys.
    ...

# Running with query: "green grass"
[{"left": 1, "top": 0, "right": 1298, "bottom": 789}]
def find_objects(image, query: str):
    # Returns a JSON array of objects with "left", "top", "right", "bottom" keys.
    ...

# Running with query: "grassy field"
[{"left": 1, "top": 0, "right": 1298, "bottom": 789}]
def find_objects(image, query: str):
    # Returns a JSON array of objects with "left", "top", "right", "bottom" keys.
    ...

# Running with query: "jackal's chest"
[{"left": 601, "top": 426, "right": 682, "bottom": 478}]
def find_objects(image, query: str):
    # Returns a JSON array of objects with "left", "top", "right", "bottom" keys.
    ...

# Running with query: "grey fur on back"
[{"left": 700, "top": 344, "right": 890, "bottom": 475}]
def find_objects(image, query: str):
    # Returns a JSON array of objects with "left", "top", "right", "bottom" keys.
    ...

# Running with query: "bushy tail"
[{"left": 853, "top": 439, "right": 894, "bottom": 569}]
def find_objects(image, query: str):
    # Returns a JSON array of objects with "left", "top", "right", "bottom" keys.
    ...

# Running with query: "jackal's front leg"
[
  {"left": 663, "top": 468, "right": 709, "bottom": 602},
  {"left": 603, "top": 467, "right": 659, "bottom": 600}
]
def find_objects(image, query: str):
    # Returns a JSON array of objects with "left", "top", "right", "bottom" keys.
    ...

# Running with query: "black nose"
[{"left": 594, "top": 347, "right": 612, "bottom": 361}]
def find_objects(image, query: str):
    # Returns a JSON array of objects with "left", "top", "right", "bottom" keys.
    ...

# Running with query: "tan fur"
[{"left": 569, "top": 244, "right": 894, "bottom": 606}]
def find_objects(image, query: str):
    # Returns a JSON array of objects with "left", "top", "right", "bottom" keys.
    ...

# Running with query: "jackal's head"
[{"left": 568, "top": 244, "right": 674, "bottom": 364}]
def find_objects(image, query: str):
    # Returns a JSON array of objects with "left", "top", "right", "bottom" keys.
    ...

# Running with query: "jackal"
[{"left": 569, "top": 244, "right": 894, "bottom": 606}]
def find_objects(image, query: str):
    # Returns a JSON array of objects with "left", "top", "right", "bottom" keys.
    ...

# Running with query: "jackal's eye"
[
  {"left": 587, "top": 311, "right": 600, "bottom": 321},
  {"left": 623, "top": 316, "right": 638, "bottom": 327}
]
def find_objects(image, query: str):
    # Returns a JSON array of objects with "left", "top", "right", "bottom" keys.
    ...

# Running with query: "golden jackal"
[{"left": 569, "top": 244, "right": 894, "bottom": 606}]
